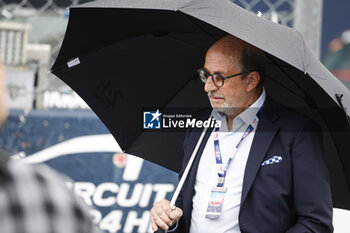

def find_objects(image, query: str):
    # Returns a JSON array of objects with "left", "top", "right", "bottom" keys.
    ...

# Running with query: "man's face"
[{"left": 203, "top": 48, "right": 250, "bottom": 116}]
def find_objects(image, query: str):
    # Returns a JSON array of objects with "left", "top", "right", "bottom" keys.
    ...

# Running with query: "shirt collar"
[{"left": 211, "top": 87, "right": 266, "bottom": 132}]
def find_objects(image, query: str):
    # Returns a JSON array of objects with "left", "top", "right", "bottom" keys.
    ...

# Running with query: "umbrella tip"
[
  {"left": 67, "top": 58, "right": 81, "bottom": 68},
  {"left": 335, "top": 94, "right": 350, "bottom": 126}
]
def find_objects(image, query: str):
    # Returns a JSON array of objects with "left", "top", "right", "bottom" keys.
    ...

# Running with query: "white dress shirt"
[{"left": 190, "top": 89, "right": 266, "bottom": 233}]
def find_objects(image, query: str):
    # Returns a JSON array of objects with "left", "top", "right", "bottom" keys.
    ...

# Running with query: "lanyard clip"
[{"left": 217, "top": 176, "right": 225, "bottom": 186}]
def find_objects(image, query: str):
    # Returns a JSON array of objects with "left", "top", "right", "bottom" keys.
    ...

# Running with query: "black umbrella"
[{"left": 52, "top": 0, "right": 350, "bottom": 210}]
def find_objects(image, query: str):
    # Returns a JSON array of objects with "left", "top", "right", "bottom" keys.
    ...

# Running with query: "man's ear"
[{"left": 246, "top": 71, "right": 260, "bottom": 92}]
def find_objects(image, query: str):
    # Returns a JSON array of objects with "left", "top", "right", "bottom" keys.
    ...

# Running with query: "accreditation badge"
[{"left": 205, "top": 186, "right": 227, "bottom": 219}]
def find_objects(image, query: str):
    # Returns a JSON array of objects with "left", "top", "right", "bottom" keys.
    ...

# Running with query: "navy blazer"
[{"left": 174, "top": 98, "right": 333, "bottom": 233}]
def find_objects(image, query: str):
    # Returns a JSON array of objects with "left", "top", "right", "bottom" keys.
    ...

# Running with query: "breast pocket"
[{"left": 259, "top": 154, "right": 289, "bottom": 174}]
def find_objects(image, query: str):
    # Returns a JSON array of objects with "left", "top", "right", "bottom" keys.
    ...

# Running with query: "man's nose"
[{"left": 204, "top": 76, "right": 218, "bottom": 93}]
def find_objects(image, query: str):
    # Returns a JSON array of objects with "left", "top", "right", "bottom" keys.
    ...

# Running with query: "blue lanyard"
[{"left": 213, "top": 105, "right": 263, "bottom": 187}]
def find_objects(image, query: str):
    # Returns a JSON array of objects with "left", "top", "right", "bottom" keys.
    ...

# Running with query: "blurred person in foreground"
[
  {"left": 0, "top": 62, "right": 100, "bottom": 233},
  {"left": 323, "top": 29, "right": 350, "bottom": 89},
  {"left": 150, "top": 35, "right": 333, "bottom": 233}
]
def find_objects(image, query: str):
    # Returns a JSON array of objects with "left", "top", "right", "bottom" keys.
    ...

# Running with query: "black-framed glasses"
[{"left": 197, "top": 68, "right": 247, "bottom": 87}]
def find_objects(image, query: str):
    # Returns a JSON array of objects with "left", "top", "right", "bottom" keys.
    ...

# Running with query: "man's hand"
[{"left": 150, "top": 199, "right": 183, "bottom": 231}]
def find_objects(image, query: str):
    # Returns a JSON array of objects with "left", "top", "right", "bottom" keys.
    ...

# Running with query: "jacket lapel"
[{"left": 240, "top": 103, "right": 279, "bottom": 205}]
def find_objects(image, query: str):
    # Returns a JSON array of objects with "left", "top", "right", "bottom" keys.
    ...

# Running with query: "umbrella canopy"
[{"left": 52, "top": 0, "right": 350, "bottom": 210}]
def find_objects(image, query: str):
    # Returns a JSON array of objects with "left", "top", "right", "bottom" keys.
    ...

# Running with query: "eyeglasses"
[{"left": 197, "top": 68, "right": 247, "bottom": 87}]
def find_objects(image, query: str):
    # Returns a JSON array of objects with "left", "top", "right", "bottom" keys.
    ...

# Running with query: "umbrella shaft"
[{"left": 170, "top": 126, "right": 209, "bottom": 208}]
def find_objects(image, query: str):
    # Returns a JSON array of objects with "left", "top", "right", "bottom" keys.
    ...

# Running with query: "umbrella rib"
[
  {"left": 181, "top": 12, "right": 221, "bottom": 42},
  {"left": 266, "top": 54, "right": 308, "bottom": 97},
  {"left": 265, "top": 74, "right": 305, "bottom": 99},
  {"left": 53, "top": 29, "right": 220, "bottom": 73},
  {"left": 164, "top": 35, "right": 206, "bottom": 49},
  {"left": 124, "top": 74, "right": 200, "bottom": 164},
  {"left": 163, "top": 73, "right": 199, "bottom": 108}
]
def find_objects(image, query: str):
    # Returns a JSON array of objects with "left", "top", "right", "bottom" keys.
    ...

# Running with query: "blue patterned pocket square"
[{"left": 261, "top": 156, "right": 282, "bottom": 166}]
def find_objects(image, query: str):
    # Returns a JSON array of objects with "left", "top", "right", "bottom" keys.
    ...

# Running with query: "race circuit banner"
[{"left": 0, "top": 110, "right": 178, "bottom": 233}]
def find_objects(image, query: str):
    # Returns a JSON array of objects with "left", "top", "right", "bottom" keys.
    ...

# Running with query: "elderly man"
[{"left": 150, "top": 35, "right": 333, "bottom": 233}]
